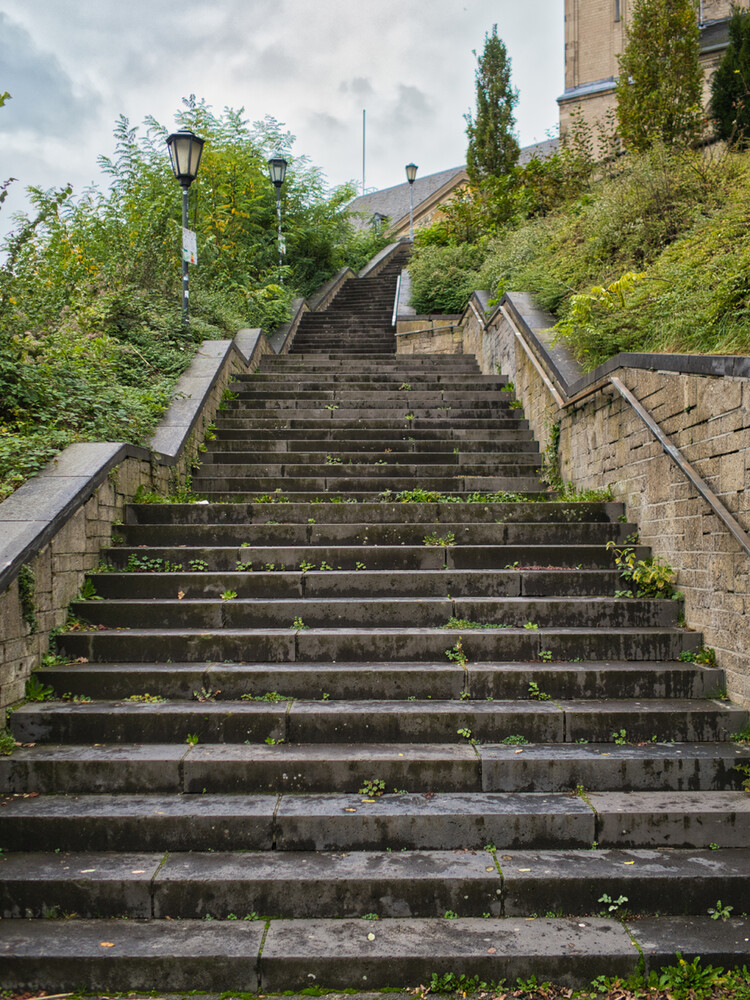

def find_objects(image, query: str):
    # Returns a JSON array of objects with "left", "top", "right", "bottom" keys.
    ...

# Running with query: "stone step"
[
  {"left": 192, "top": 461, "right": 543, "bottom": 480},
  {"left": 191, "top": 477, "right": 546, "bottom": 496},
  {"left": 193, "top": 490, "right": 553, "bottom": 503},
  {"left": 11, "top": 696, "right": 742, "bottom": 745},
  {"left": 3, "top": 847, "right": 749, "bottom": 921},
  {"left": 5, "top": 914, "right": 750, "bottom": 993},
  {"left": 32, "top": 658, "right": 726, "bottom": 702},
  {"left": 55, "top": 623, "right": 702, "bottom": 665},
  {"left": 125, "top": 501, "right": 620, "bottom": 525},
  {"left": 3, "top": 742, "right": 747, "bottom": 795},
  {"left": 210, "top": 438, "right": 539, "bottom": 454},
  {"left": 214, "top": 416, "right": 531, "bottom": 431},
  {"left": 231, "top": 390, "right": 512, "bottom": 403},
  {"left": 2, "top": 790, "right": 748, "bottom": 851},
  {"left": 69, "top": 596, "right": 681, "bottom": 630},
  {"left": 87, "top": 569, "right": 625, "bottom": 599},
  {"left": 238, "top": 374, "right": 505, "bottom": 386},
  {"left": 103, "top": 543, "right": 649, "bottom": 572},
  {"left": 117, "top": 520, "right": 630, "bottom": 546}
]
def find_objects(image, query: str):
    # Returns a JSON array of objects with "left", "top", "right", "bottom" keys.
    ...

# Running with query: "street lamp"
[
  {"left": 268, "top": 157, "right": 288, "bottom": 275},
  {"left": 166, "top": 129, "right": 205, "bottom": 327},
  {"left": 405, "top": 162, "right": 418, "bottom": 241}
]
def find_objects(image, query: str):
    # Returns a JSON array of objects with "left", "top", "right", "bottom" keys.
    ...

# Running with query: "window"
[{"left": 615, "top": 0, "right": 621, "bottom": 20}]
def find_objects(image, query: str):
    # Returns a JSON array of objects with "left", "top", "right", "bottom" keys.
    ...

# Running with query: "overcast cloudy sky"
[{"left": 1, "top": 1, "right": 564, "bottom": 228}]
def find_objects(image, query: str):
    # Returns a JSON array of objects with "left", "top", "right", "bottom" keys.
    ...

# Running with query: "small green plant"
[
  {"left": 538, "top": 649, "right": 553, "bottom": 662},
  {"left": 60, "top": 692, "right": 92, "bottom": 703},
  {"left": 424, "top": 531, "right": 455, "bottom": 546},
  {"left": 0, "top": 729, "right": 17, "bottom": 755},
  {"left": 324, "top": 404, "right": 339, "bottom": 411},
  {"left": 445, "top": 637, "right": 468, "bottom": 667},
  {"left": 679, "top": 646, "right": 717, "bottom": 666},
  {"left": 25, "top": 675, "right": 54, "bottom": 702},
  {"left": 319, "top": 561, "right": 333, "bottom": 571},
  {"left": 528, "top": 681, "right": 551, "bottom": 701},
  {"left": 501, "top": 734, "right": 529, "bottom": 745},
  {"left": 443, "top": 910, "right": 459, "bottom": 919},
  {"left": 359, "top": 778, "right": 386, "bottom": 797},
  {"left": 193, "top": 687, "right": 220, "bottom": 702},
  {"left": 253, "top": 490, "right": 289, "bottom": 504},
  {"left": 523, "top": 621, "right": 539, "bottom": 630},
  {"left": 236, "top": 561, "right": 254, "bottom": 572},
  {"left": 189, "top": 559, "right": 208, "bottom": 572},
  {"left": 264, "top": 735, "right": 285, "bottom": 745},
  {"left": 612, "top": 728, "right": 629, "bottom": 745},
  {"left": 443, "top": 617, "right": 510, "bottom": 630},
  {"left": 509, "top": 399, "right": 523, "bottom": 410},
  {"left": 124, "top": 693, "right": 166, "bottom": 703},
  {"left": 708, "top": 900, "right": 734, "bottom": 921},
  {"left": 399, "top": 383, "right": 412, "bottom": 390},
  {"left": 355, "top": 561, "right": 367, "bottom": 570},
  {"left": 361, "top": 912, "right": 379, "bottom": 919},
  {"left": 606, "top": 541, "right": 677, "bottom": 598},
  {"left": 299, "top": 561, "right": 315, "bottom": 573},
  {"left": 325, "top": 455, "right": 343, "bottom": 465},
  {"left": 500, "top": 380, "right": 514, "bottom": 391},
  {"left": 17, "top": 564, "right": 39, "bottom": 633},
  {"left": 734, "top": 762, "right": 750, "bottom": 792},
  {"left": 221, "top": 590, "right": 238, "bottom": 600},
  {"left": 457, "top": 727, "right": 480, "bottom": 746},
  {"left": 291, "top": 616, "right": 309, "bottom": 630},
  {"left": 598, "top": 892, "right": 628, "bottom": 916},
  {"left": 78, "top": 578, "right": 101, "bottom": 600},
  {"left": 186, "top": 733, "right": 199, "bottom": 745},
  {"left": 218, "top": 389, "right": 238, "bottom": 409},
  {"left": 240, "top": 691, "right": 288, "bottom": 703}
]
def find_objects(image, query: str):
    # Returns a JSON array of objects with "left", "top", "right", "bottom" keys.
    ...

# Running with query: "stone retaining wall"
[{"left": 409, "top": 292, "right": 750, "bottom": 708}]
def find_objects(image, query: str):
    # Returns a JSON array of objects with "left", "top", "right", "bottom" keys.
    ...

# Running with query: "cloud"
[
  {"left": 0, "top": 12, "right": 102, "bottom": 136},
  {"left": 340, "top": 77, "right": 374, "bottom": 99},
  {"left": 391, "top": 84, "right": 435, "bottom": 130}
]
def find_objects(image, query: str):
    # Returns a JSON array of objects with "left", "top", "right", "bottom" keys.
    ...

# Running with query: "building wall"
[{"left": 560, "top": 0, "right": 738, "bottom": 144}]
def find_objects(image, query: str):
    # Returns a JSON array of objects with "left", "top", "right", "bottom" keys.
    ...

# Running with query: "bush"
[{"left": 408, "top": 243, "right": 485, "bottom": 314}]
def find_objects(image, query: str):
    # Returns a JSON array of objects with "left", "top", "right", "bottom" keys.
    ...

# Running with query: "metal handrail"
[
  {"left": 391, "top": 272, "right": 402, "bottom": 328},
  {"left": 495, "top": 304, "right": 750, "bottom": 559}
]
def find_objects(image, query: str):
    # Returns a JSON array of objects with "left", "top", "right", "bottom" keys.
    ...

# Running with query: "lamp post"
[
  {"left": 268, "top": 157, "right": 288, "bottom": 276},
  {"left": 166, "top": 129, "right": 205, "bottom": 327},
  {"left": 405, "top": 162, "right": 418, "bottom": 241}
]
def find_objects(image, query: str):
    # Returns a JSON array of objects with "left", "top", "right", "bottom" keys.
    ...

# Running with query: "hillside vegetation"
[
  {"left": 408, "top": 142, "right": 750, "bottom": 370},
  {"left": 0, "top": 100, "right": 386, "bottom": 499}
]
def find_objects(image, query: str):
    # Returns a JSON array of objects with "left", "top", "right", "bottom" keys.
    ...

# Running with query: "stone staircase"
[{"left": 1, "top": 256, "right": 750, "bottom": 993}]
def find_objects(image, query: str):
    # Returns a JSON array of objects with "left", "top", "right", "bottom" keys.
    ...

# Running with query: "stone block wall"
[
  {"left": 410, "top": 295, "right": 750, "bottom": 708},
  {"left": 0, "top": 341, "right": 249, "bottom": 713}
]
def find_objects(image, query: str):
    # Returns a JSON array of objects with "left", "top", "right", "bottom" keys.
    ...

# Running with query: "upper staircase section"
[{"left": 289, "top": 244, "right": 410, "bottom": 355}]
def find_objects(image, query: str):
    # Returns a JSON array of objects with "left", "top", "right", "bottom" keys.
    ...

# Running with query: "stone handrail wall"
[
  {"left": 0, "top": 259, "right": 360, "bottom": 712},
  {"left": 399, "top": 291, "right": 750, "bottom": 708}
]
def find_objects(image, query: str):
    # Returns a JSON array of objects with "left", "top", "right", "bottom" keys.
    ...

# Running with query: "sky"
[{"left": 0, "top": 1, "right": 564, "bottom": 231}]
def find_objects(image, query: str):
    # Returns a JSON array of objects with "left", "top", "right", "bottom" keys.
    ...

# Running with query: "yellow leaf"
[{"left": 100, "top": 942, "right": 115, "bottom": 948}]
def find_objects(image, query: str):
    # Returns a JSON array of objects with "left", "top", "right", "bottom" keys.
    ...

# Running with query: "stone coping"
[
  {"left": 357, "top": 241, "right": 405, "bottom": 278},
  {"left": 475, "top": 291, "right": 750, "bottom": 399},
  {"left": 0, "top": 330, "right": 259, "bottom": 596}
]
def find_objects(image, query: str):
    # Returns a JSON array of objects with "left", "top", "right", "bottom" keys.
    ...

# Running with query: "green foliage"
[
  {"left": 0, "top": 729, "right": 17, "bottom": 755},
  {"left": 424, "top": 531, "right": 455, "bottom": 547},
  {"left": 408, "top": 242, "right": 486, "bottom": 314},
  {"left": 615, "top": 0, "right": 704, "bottom": 152},
  {"left": 17, "top": 564, "right": 38, "bottom": 633},
  {"left": 445, "top": 638, "right": 468, "bottom": 667},
  {"left": 0, "top": 100, "right": 387, "bottom": 498},
  {"left": 607, "top": 541, "right": 677, "bottom": 598},
  {"left": 711, "top": 6, "right": 750, "bottom": 146},
  {"left": 358, "top": 778, "right": 386, "bottom": 797},
  {"left": 465, "top": 25, "right": 519, "bottom": 185},
  {"left": 25, "top": 675, "right": 55, "bottom": 702}
]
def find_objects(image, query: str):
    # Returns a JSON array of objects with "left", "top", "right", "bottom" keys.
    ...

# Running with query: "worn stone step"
[
  {"left": 35, "top": 658, "right": 727, "bottom": 702},
  {"left": 11, "top": 696, "right": 743, "bottom": 745},
  {"left": 54, "top": 624, "right": 702, "bottom": 666},
  {"left": 192, "top": 461, "right": 542, "bottom": 480},
  {"left": 4, "top": 741, "right": 747, "bottom": 796},
  {"left": 2, "top": 790, "right": 748, "bottom": 853},
  {"left": 70, "top": 596, "right": 680, "bottom": 631},
  {"left": 203, "top": 450, "right": 539, "bottom": 467},
  {"left": 215, "top": 416, "right": 530, "bottom": 431},
  {"left": 195, "top": 490, "right": 553, "bottom": 504},
  {"left": 85, "top": 569, "right": 625, "bottom": 600},
  {"left": 191, "top": 477, "right": 545, "bottom": 495},
  {"left": 4, "top": 847, "right": 749, "bottom": 922},
  {"left": 117, "top": 521, "right": 631, "bottom": 547},
  {"left": 125, "top": 501, "right": 621, "bottom": 526},
  {"left": 211, "top": 438, "right": 539, "bottom": 454}
]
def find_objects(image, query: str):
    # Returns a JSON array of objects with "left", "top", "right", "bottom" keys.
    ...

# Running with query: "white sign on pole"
[{"left": 182, "top": 228, "right": 197, "bottom": 265}]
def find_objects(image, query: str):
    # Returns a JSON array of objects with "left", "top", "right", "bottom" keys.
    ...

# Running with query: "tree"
[
  {"left": 615, "top": 0, "right": 704, "bottom": 152},
  {"left": 710, "top": 5, "right": 750, "bottom": 146},
  {"left": 465, "top": 25, "right": 519, "bottom": 185}
]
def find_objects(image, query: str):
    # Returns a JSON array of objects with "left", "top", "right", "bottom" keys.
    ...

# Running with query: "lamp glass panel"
[{"left": 405, "top": 162, "right": 418, "bottom": 183}]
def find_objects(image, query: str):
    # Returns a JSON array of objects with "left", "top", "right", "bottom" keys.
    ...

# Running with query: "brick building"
[{"left": 559, "top": 0, "right": 741, "bottom": 141}]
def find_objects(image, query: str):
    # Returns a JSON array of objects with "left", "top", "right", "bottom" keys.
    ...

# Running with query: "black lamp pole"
[
  {"left": 405, "top": 162, "right": 418, "bottom": 241},
  {"left": 166, "top": 129, "right": 205, "bottom": 326},
  {"left": 268, "top": 157, "right": 288, "bottom": 276}
]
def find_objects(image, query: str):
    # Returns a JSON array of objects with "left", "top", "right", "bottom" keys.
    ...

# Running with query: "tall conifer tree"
[
  {"left": 710, "top": 5, "right": 750, "bottom": 146},
  {"left": 465, "top": 25, "right": 519, "bottom": 185},
  {"left": 615, "top": 0, "right": 704, "bottom": 151}
]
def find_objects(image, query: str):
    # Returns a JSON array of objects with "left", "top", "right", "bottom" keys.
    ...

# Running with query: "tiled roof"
[{"left": 347, "top": 140, "right": 560, "bottom": 230}]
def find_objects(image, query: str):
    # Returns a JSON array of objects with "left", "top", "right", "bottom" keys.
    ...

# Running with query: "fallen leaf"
[
  {"left": 624, "top": 860, "right": 635, "bottom": 865},
  {"left": 177, "top": 591, "right": 185, "bottom": 600},
  {"left": 100, "top": 942, "right": 115, "bottom": 948},
  {"left": 367, "top": 932, "right": 375, "bottom": 941},
  {"left": 344, "top": 808, "right": 356, "bottom": 813},
  {"left": 514, "top": 749, "right": 524, "bottom": 754},
  {"left": 361, "top": 799, "right": 376, "bottom": 804},
  {"left": 487, "top": 947, "right": 497, "bottom": 954},
  {"left": 131, "top": 870, "right": 146, "bottom": 874},
  {"left": 80, "top": 869, "right": 96, "bottom": 873},
  {"left": 486, "top": 866, "right": 495, "bottom": 871},
  {"left": 518, "top": 868, "right": 531, "bottom": 872}
]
